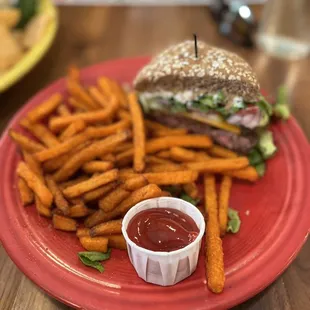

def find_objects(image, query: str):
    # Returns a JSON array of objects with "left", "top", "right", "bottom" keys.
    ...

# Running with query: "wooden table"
[{"left": 1, "top": 6, "right": 309, "bottom": 310}]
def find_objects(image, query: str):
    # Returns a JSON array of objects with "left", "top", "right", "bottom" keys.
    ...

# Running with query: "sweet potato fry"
[
  {"left": 43, "top": 141, "right": 91, "bottom": 172},
  {"left": 117, "top": 109, "right": 131, "bottom": 121},
  {"left": 69, "top": 204, "right": 91, "bottom": 218},
  {"left": 79, "top": 236, "right": 108, "bottom": 252},
  {"left": 76, "top": 228, "right": 90, "bottom": 238},
  {"left": 84, "top": 184, "right": 162, "bottom": 227},
  {"left": 97, "top": 77, "right": 115, "bottom": 100},
  {"left": 183, "top": 182, "right": 199, "bottom": 199},
  {"left": 53, "top": 131, "right": 129, "bottom": 182},
  {"left": 35, "top": 132, "right": 90, "bottom": 162},
  {"left": 68, "top": 64, "right": 80, "bottom": 82},
  {"left": 208, "top": 145, "right": 238, "bottom": 158},
  {"left": 83, "top": 182, "right": 117, "bottom": 202},
  {"left": 142, "top": 170, "right": 198, "bottom": 185},
  {"left": 90, "top": 219, "right": 122, "bottom": 237},
  {"left": 86, "top": 119, "right": 130, "bottom": 138},
  {"left": 22, "top": 150, "right": 43, "bottom": 181},
  {"left": 185, "top": 157, "right": 249, "bottom": 173},
  {"left": 49, "top": 97, "right": 118, "bottom": 132},
  {"left": 35, "top": 195, "right": 52, "bottom": 217},
  {"left": 152, "top": 128, "right": 188, "bottom": 137},
  {"left": 108, "top": 234, "right": 127, "bottom": 250},
  {"left": 114, "top": 83, "right": 128, "bottom": 109},
  {"left": 121, "top": 175, "right": 148, "bottom": 191},
  {"left": 145, "top": 155, "right": 174, "bottom": 165},
  {"left": 170, "top": 147, "right": 209, "bottom": 162},
  {"left": 116, "top": 135, "right": 213, "bottom": 163},
  {"left": 100, "top": 153, "right": 116, "bottom": 162},
  {"left": 219, "top": 176, "right": 232, "bottom": 236},
  {"left": 53, "top": 214, "right": 77, "bottom": 231},
  {"left": 26, "top": 93, "right": 62, "bottom": 123},
  {"left": 21, "top": 121, "right": 60, "bottom": 147},
  {"left": 115, "top": 149, "right": 133, "bottom": 164},
  {"left": 68, "top": 97, "right": 88, "bottom": 111},
  {"left": 146, "top": 135, "right": 212, "bottom": 153},
  {"left": 118, "top": 168, "right": 137, "bottom": 181},
  {"left": 45, "top": 175, "right": 70, "bottom": 215},
  {"left": 84, "top": 210, "right": 106, "bottom": 228},
  {"left": 82, "top": 161, "right": 114, "bottom": 174},
  {"left": 17, "top": 162, "right": 53, "bottom": 207},
  {"left": 128, "top": 92, "right": 145, "bottom": 172},
  {"left": 9, "top": 129, "right": 45, "bottom": 153},
  {"left": 204, "top": 174, "right": 218, "bottom": 216},
  {"left": 145, "top": 119, "right": 169, "bottom": 131},
  {"left": 204, "top": 174, "right": 225, "bottom": 293},
  {"left": 59, "top": 119, "right": 86, "bottom": 142},
  {"left": 63, "top": 169, "right": 119, "bottom": 198},
  {"left": 59, "top": 175, "right": 89, "bottom": 189},
  {"left": 156, "top": 150, "right": 171, "bottom": 159},
  {"left": 146, "top": 135, "right": 212, "bottom": 154},
  {"left": 89, "top": 86, "right": 108, "bottom": 108},
  {"left": 99, "top": 187, "right": 130, "bottom": 212},
  {"left": 224, "top": 166, "right": 259, "bottom": 182},
  {"left": 57, "top": 104, "right": 71, "bottom": 116},
  {"left": 146, "top": 163, "right": 183, "bottom": 173},
  {"left": 67, "top": 79, "right": 99, "bottom": 110},
  {"left": 102, "top": 78, "right": 128, "bottom": 109},
  {"left": 69, "top": 197, "right": 85, "bottom": 205},
  {"left": 18, "top": 177, "right": 34, "bottom": 206},
  {"left": 114, "top": 184, "right": 163, "bottom": 216}
]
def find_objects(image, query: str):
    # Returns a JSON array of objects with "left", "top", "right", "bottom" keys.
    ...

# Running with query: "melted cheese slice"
[{"left": 182, "top": 112, "right": 241, "bottom": 135}]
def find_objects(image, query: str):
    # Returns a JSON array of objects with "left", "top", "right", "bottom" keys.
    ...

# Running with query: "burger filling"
[
  {"left": 139, "top": 90, "right": 275, "bottom": 155},
  {"left": 139, "top": 90, "right": 272, "bottom": 129}
]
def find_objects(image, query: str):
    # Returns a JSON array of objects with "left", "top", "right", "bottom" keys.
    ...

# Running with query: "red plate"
[{"left": 0, "top": 57, "right": 309, "bottom": 310}]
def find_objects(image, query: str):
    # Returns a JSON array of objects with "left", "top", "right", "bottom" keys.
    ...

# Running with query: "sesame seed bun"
[{"left": 134, "top": 40, "right": 260, "bottom": 102}]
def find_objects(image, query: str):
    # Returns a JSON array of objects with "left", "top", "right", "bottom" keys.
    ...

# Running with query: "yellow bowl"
[{"left": 0, "top": 0, "right": 58, "bottom": 93}]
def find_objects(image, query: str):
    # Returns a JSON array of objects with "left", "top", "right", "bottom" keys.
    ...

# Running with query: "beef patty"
[{"left": 148, "top": 112, "right": 257, "bottom": 154}]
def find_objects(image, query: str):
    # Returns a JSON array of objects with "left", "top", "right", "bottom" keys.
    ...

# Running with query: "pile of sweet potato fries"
[{"left": 10, "top": 65, "right": 259, "bottom": 293}]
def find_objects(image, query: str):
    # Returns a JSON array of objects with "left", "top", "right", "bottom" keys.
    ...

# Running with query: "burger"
[{"left": 133, "top": 40, "right": 286, "bottom": 173}]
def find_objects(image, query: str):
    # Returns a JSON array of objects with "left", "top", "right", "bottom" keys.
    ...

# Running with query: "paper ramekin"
[{"left": 122, "top": 197, "right": 205, "bottom": 286}]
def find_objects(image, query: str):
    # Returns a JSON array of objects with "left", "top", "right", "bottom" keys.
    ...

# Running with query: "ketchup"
[{"left": 127, "top": 208, "right": 199, "bottom": 252}]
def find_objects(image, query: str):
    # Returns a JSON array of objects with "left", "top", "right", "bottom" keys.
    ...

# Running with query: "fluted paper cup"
[{"left": 122, "top": 197, "right": 205, "bottom": 286}]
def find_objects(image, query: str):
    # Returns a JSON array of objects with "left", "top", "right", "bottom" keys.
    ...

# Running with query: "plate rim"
[{"left": 0, "top": 57, "right": 309, "bottom": 310}]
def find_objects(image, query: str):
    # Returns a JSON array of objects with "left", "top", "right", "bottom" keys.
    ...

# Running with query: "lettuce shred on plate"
[
  {"left": 227, "top": 208, "right": 241, "bottom": 234},
  {"left": 78, "top": 249, "right": 111, "bottom": 273}
]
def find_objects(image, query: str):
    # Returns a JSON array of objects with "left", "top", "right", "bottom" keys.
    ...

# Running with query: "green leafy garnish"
[
  {"left": 200, "top": 96, "right": 216, "bottom": 108},
  {"left": 255, "top": 162, "right": 266, "bottom": 178},
  {"left": 215, "top": 106, "right": 230, "bottom": 117},
  {"left": 213, "top": 91, "right": 225, "bottom": 105},
  {"left": 78, "top": 250, "right": 111, "bottom": 273},
  {"left": 15, "top": 0, "right": 38, "bottom": 29},
  {"left": 257, "top": 97, "right": 273, "bottom": 116},
  {"left": 227, "top": 208, "right": 241, "bottom": 233},
  {"left": 180, "top": 193, "right": 200, "bottom": 206},
  {"left": 191, "top": 101, "right": 209, "bottom": 112},
  {"left": 258, "top": 130, "right": 277, "bottom": 160},
  {"left": 163, "top": 185, "right": 182, "bottom": 197},
  {"left": 79, "top": 256, "right": 104, "bottom": 273},
  {"left": 273, "top": 86, "right": 290, "bottom": 120},
  {"left": 247, "top": 149, "right": 263, "bottom": 166},
  {"left": 79, "top": 250, "right": 111, "bottom": 261},
  {"left": 170, "top": 100, "right": 187, "bottom": 113},
  {"left": 274, "top": 104, "right": 290, "bottom": 120}
]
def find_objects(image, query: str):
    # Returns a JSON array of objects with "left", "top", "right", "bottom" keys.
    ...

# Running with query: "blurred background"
[{"left": 0, "top": 0, "right": 310, "bottom": 309}]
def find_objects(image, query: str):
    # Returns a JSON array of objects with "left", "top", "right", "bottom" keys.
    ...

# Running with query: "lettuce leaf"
[
  {"left": 227, "top": 208, "right": 241, "bottom": 233},
  {"left": 180, "top": 194, "right": 200, "bottom": 206}
]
